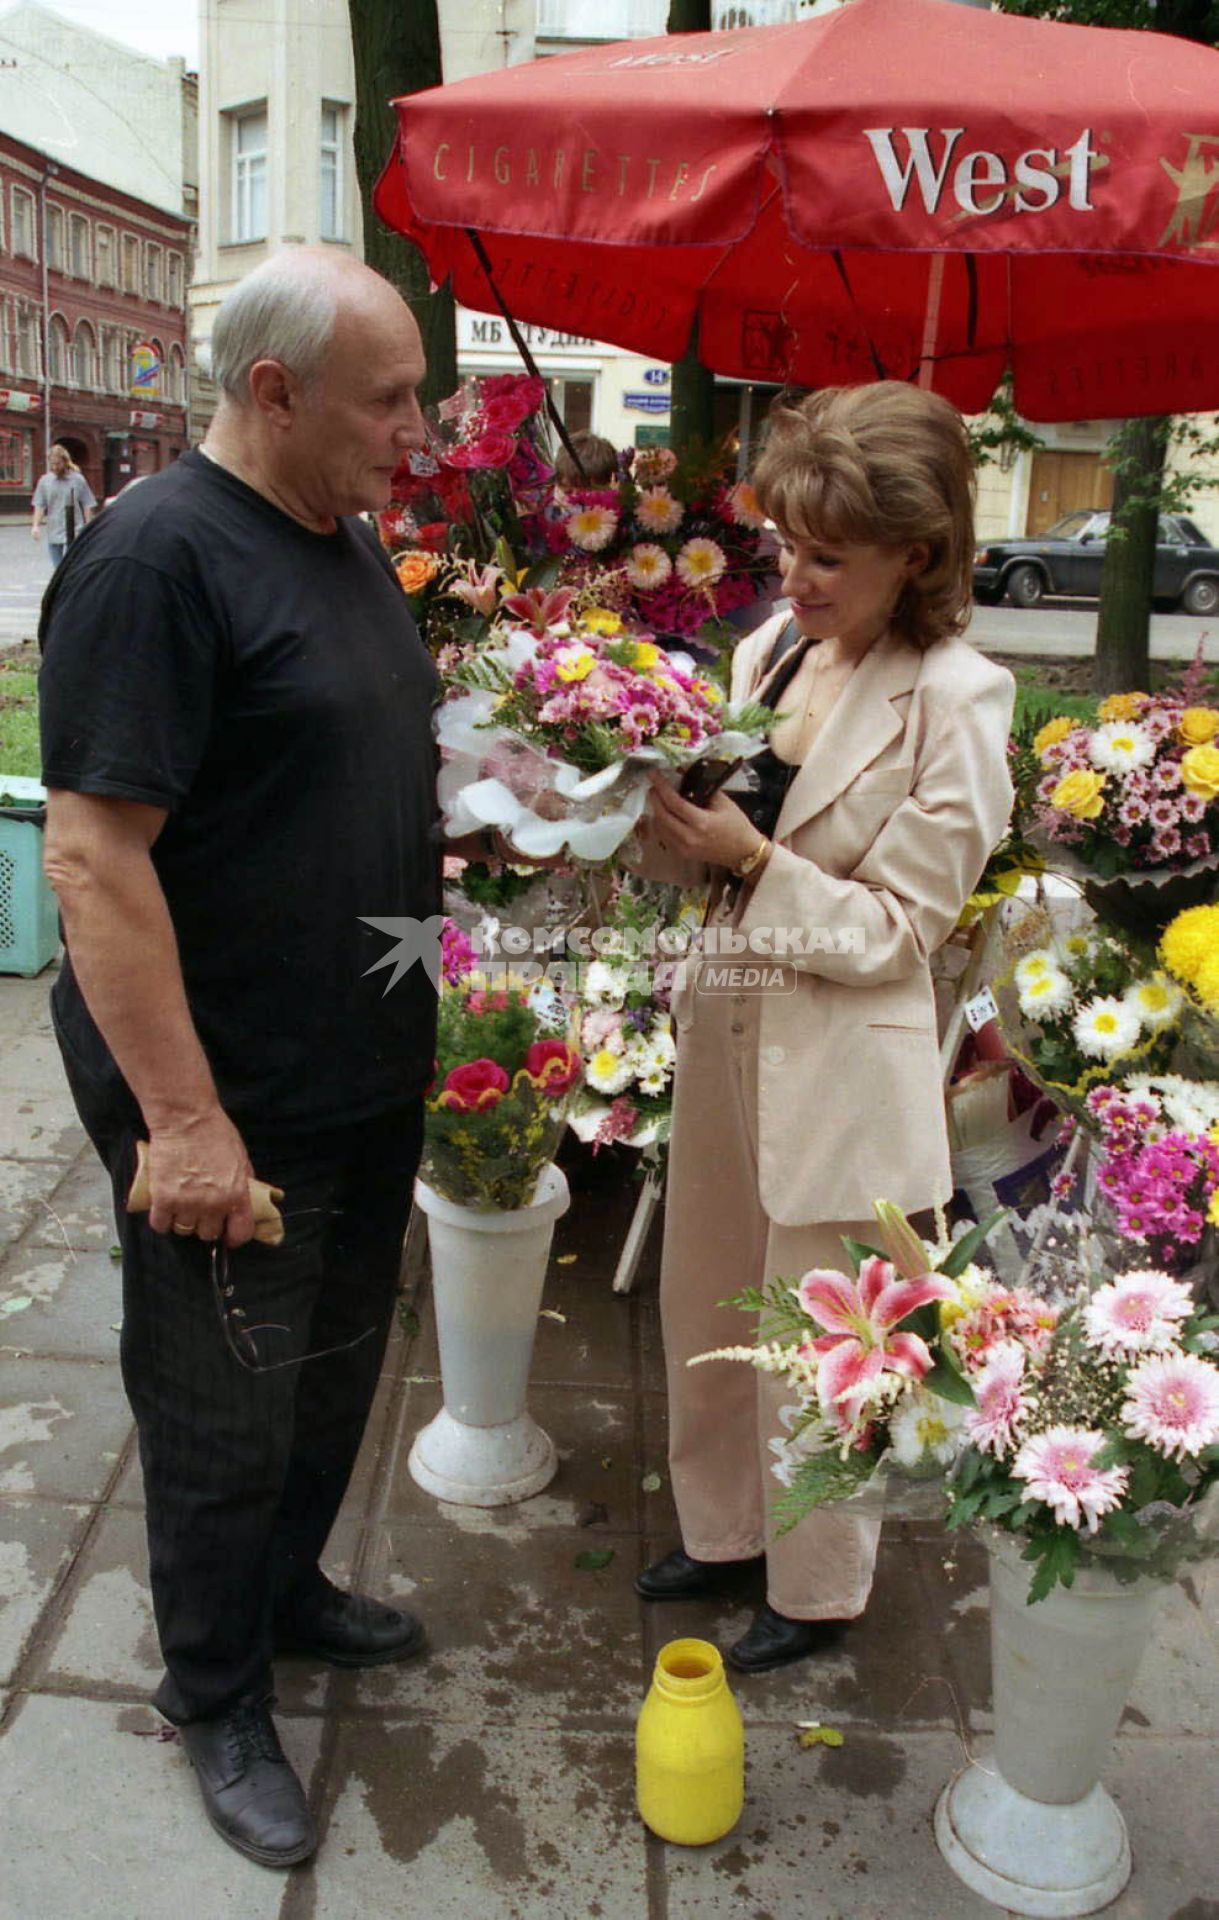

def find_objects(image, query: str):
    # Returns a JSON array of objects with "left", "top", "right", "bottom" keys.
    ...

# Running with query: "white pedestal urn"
[
  {"left": 408, "top": 1163, "right": 570, "bottom": 1507},
  {"left": 935, "top": 1532, "right": 1165, "bottom": 1917}
]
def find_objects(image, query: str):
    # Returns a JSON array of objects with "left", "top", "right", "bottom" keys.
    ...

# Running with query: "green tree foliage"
[{"left": 347, "top": 0, "right": 457, "bottom": 406}]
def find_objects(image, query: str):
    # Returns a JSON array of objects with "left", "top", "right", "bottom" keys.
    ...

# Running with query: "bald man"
[{"left": 39, "top": 251, "right": 438, "bottom": 1867}]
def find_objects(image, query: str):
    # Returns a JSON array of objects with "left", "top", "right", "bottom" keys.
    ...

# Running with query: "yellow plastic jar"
[{"left": 635, "top": 1637, "right": 744, "bottom": 1845}]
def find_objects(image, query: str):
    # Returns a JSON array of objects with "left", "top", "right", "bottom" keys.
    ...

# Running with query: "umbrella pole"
[
  {"left": 463, "top": 227, "right": 591, "bottom": 482},
  {"left": 917, "top": 254, "right": 947, "bottom": 390}
]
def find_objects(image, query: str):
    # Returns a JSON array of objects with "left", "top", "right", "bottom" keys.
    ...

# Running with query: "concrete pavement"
[{"left": 1, "top": 966, "right": 1217, "bottom": 1919}]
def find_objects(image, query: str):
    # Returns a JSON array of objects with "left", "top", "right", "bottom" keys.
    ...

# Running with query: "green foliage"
[
  {"left": 968, "top": 377, "right": 1045, "bottom": 471},
  {"left": 1012, "top": 671, "right": 1097, "bottom": 734},
  {"left": 456, "top": 862, "right": 542, "bottom": 912},
  {"left": 940, "top": 1209, "right": 1008, "bottom": 1279},
  {"left": 0, "top": 665, "right": 40, "bottom": 779},
  {"left": 773, "top": 1446, "right": 877, "bottom": 1534}
]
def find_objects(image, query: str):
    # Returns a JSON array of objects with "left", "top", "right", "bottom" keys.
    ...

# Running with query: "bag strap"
[{"left": 756, "top": 617, "right": 817, "bottom": 713}]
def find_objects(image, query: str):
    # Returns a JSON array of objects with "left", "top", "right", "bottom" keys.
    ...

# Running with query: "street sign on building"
[{"left": 623, "top": 392, "right": 671, "bottom": 413}]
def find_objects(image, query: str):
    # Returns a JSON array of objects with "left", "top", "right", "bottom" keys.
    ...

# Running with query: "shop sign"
[
  {"left": 129, "top": 342, "right": 163, "bottom": 397},
  {"left": 129, "top": 409, "right": 163, "bottom": 429},
  {"left": 0, "top": 389, "right": 42, "bottom": 413},
  {"left": 623, "top": 391, "right": 671, "bottom": 413},
  {"left": 457, "top": 310, "right": 596, "bottom": 355}
]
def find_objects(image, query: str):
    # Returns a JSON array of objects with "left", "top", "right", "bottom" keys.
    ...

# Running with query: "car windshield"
[{"left": 1045, "top": 512, "right": 1099, "bottom": 540}]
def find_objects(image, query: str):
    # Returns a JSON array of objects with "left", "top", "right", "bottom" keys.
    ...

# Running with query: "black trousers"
[{"left": 58, "top": 1035, "right": 421, "bottom": 1724}]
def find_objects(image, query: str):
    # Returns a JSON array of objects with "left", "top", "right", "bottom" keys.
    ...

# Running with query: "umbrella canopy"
[{"left": 375, "top": 0, "right": 1219, "bottom": 422}]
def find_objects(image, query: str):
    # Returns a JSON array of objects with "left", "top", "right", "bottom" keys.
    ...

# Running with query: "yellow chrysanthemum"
[
  {"left": 1159, "top": 903, "right": 1219, "bottom": 985},
  {"left": 555, "top": 647, "right": 597, "bottom": 683},
  {"left": 1179, "top": 706, "right": 1219, "bottom": 747},
  {"left": 1180, "top": 743, "right": 1219, "bottom": 802},
  {"left": 628, "top": 640, "right": 661, "bottom": 669},
  {"left": 1034, "top": 716, "right": 1075, "bottom": 757},
  {"left": 1097, "top": 691, "right": 1149, "bottom": 722},
  {"left": 583, "top": 607, "right": 623, "bottom": 637},
  {"left": 1195, "top": 950, "right": 1219, "bottom": 1012},
  {"left": 1050, "top": 768, "right": 1107, "bottom": 820}
]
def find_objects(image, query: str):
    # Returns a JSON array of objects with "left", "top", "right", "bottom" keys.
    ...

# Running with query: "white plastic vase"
[
  {"left": 935, "top": 1531, "right": 1165, "bottom": 1917},
  {"left": 408, "top": 1164, "right": 569, "bottom": 1506}
]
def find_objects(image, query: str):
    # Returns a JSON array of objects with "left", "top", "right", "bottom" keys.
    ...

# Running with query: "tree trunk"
[
  {"left": 667, "top": 0, "right": 715, "bottom": 457},
  {"left": 1093, "top": 416, "right": 1168, "bottom": 697},
  {"left": 347, "top": 0, "right": 457, "bottom": 406}
]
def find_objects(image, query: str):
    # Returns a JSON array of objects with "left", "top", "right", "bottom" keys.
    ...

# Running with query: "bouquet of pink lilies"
[{"left": 697, "top": 1200, "right": 1219, "bottom": 1600}]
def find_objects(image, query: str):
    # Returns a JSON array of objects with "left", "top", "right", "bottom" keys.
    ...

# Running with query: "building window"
[
  {"left": 231, "top": 105, "right": 268, "bottom": 243},
  {"left": 11, "top": 188, "right": 36, "bottom": 260},
  {"left": 145, "top": 241, "right": 164, "bottom": 302},
  {"left": 320, "top": 103, "right": 344, "bottom": 241},
  {"left": 68, "top": 212, "right": 91, "bottom": 279},
  {"left": 48, "top": 314, "right": 70, "bottom": 385},
  {"left": 0, "top": 300, "right": 9, "bottom": 375},
  {"left": 168, "top": 342, "right": 186, "bottom": 404},
  {"left": 121, "top": 233, "right": 140, "bottom": 294},
  {"left": 166, "top": 251, "right": 185, "bottom": 306},
  {"left": 103, "top": 326, "right": 125, "bottom": 393},
  {"left": 73, "top": 320, "right": 98, "bottom": 389},
  {"left": 0, "top": 429, "right": 34, "bottom": 491},
  {"left": 95, "top": 224, "right": 116, "bottom": 287},
  {"left": 46, "top": 202, "right": 65, "bottom": 271},
  {"left": 14, "top": 301, "right": 39, "bottom": 378}
]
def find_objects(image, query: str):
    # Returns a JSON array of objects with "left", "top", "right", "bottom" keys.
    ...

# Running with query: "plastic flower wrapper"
[
  {"left": 421, "top": 974, "right": 582, "bottom": 1211},
  {"left": 944, "top": 1258, "right": 1219, "bottom": 1602},
  {"left": 687, "top": 1200, "right": 1010, "bottom": 1533},
  {"left": 991, "top": 910, "right": 1182, "bottom": 1124},
  {"left": 436, "top": 611, "right": 771, "bottom": 862}
]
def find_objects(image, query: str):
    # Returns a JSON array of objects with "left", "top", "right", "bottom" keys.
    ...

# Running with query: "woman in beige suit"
[{"left": 638, "top": 383, "right": 1015, "bottom": 1672}]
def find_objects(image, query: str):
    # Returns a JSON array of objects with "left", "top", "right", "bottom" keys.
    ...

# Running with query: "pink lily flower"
[
  {"left": 449, "top": 561, "right": 503, "bottom": 618},
  {"left": 501, "top": 586, "right": 576, "bottom": 636},
  {"left": 797, "top": 1257, "right": 954, "bottom": 1434}
]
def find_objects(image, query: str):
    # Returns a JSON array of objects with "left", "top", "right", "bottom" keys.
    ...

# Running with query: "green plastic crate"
[{"left": 0, "top": 799, "right": 60, "bottom": 977}]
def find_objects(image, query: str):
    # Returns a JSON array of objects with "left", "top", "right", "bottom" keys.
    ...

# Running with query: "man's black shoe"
[
  {"left": 635, "top": 1547, "right": 764, "bottom": 1601},
  {"left": 274, "top": 1584, "right": 426, "bottom": 1669},
  {"left": 726, "top": 1602, "right": 845, "bottom": 1674},
  {"left": 179, "top": 1696, "right": 316, "bottom": 1868}
]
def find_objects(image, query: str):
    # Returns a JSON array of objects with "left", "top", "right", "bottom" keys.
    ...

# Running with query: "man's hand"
[
  {"left": 646, "top": 773, "right": 764, "bottom": 873},
  {"left": 145, "top": 1108, "right": 257, "bottom": 1248},
  {"left": 31, "top": 524, "right": 41, "bottom": 541}
]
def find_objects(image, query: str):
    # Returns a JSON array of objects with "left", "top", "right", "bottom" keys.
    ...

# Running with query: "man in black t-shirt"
[{"left": 39, "top": 249, "right": 441, "bottom": 1869}]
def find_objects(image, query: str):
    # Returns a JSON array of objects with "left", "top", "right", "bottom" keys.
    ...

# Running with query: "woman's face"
[{"left": 777, "top": 529, "right": 924, "bottom": 651}]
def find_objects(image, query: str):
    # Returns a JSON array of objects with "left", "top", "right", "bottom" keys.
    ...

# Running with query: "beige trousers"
[{"left": 659, "top": 984, "right": 881, "bottom": 1620}]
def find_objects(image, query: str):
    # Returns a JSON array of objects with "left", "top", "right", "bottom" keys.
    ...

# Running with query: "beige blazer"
[{"left": 667, "top": 611, "right": 1016, "bottom": 1225}]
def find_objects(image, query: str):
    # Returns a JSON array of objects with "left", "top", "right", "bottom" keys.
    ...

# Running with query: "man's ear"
[{"left": 247, "top": 358, "right": 299, "bottom": 429}]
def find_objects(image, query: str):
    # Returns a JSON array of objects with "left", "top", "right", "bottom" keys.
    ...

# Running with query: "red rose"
[
  {"left": 415, "top": 521, "right": 450, "bottom": 553},
  {"left": 522, "top": 1040, "right": 581, "bottom": 1096},
  {"left": 436, "top": 1059, "right": 510, "bottom": 1112}
]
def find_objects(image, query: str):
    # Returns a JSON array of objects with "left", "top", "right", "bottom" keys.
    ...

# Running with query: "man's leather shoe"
[
  {"left": 635, "top": 1547, "right": 764, "bottom": 1601},
  {"left": 726, "top": 1602, "right": 845, "bottom": 1674},
  {"left": 179, "top": 1696, "right": 316, "bottom": 1868},
  {"left": 274, "top": 1583, "right": 426, "bottom": 1669}
]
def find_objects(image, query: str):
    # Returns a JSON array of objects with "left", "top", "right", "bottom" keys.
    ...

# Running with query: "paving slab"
[
  {"left": 22, "top": 1151, "right": 116, "bottom": 1255},
  {"left": 33, "top": 1502, "right": 161, "bottom": 1697},
  {"left": 0, "top": 1691, "right": 323, "bottom": 1920},
  {"left": 0, "top": 1354, "right": 130, "bottom": 1499},
  {"left": 0, "top": 1497, "right": 89, "bottom": 1686},
  {"left": 0, "top": 1246, "right": 124, "bottom": 1359},
  {"left": 334, "top": 1517, "right": 649, "bottom": 1726},
  {"left": 0, "top": 975, "right": 55, "bottom": 1043},
  {"left": 0, "top": 1160, "right": 77, "bottom": 1252},
  {"left": 382, "top": 1378, "right": 643, "bottom": 1538},
  {"left": 0, "top": 1092, "right": 86, "bottom": 1163},
  {"left": 0, "top": 1030, "right": 80, "bottom": 1095},
  {"left": 308, "top": 1720, "right": 645, "bottom": 1920}
]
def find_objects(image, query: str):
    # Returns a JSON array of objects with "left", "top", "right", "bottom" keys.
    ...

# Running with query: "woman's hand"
[{"left": 646, "top": 773, "right": 766, "bottom": 872}]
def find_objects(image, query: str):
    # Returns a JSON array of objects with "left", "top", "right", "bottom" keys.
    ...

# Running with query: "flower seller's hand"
[{"left": 646, "top": 773, "right": 766, "bottom": 873}]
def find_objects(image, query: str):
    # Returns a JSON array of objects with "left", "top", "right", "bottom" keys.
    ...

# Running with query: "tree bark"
[
  {"left": 347, "top": 0, "right": 457, "bottom": 405},
  {"left": 667, "top": 0, "right": 716, "bottom": 456},
  {"left": 1094, "top": 416, "right": 1169, "bottom": 696}
]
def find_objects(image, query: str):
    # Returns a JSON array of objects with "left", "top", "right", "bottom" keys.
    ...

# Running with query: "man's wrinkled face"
[{"left": 289, "top": 293, "right": 427, "bottom": 518}]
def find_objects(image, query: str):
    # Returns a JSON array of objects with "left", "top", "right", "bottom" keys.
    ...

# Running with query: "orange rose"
[{"left": 395, "top": 552, "right": 441, "bottom": 595}]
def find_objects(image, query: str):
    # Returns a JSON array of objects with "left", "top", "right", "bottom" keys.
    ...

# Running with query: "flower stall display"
[
  {"left": 411, "top": 972, "right": 584, "bottom": 1508},
  {"left": 436, "top": 609, "right": 771, "bottom": 861},
  {"left": 1079, "top": 1079, "right": 1219, "bottom": 1278},
  {"left": 554, "top": 443, "right": 778, "bottom": 651},
  {"left": 566, "top": 882, "right": 688, "bottom": 1159}
]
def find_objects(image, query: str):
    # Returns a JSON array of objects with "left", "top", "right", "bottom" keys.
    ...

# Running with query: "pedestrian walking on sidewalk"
[
  {"left": 637, "top": 384, "right": 1015, "bottom": 1673},
  {"left": 39, "top": 248, "right": 440, "bottom": 1869},
  {"left": 31, "top": 444, "right": 95, "bottom": 569}
]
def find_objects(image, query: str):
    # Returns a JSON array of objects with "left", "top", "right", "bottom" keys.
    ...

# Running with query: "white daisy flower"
[
  {"left": 583, "top": 961, "right": 627, "bottom": 1010},
  {"left": 1053, "top": 928, "right": 1097, "bottom": 967},
  {"left": 1123, "top": 975, "right": 1184, "bottom": 1033},
  {"left": 625, "top": 543, "right": 673, "bottom": 591},
  {"left": 635, "top": 487, "right": 684, "bottom": 536},
  {"left": 585, "top": 1047, "right": 636, "bottom": 1096},
  {"left": 1014, "top": 948, "right": 1057, "bottom": 987},
  {"left": 1017, "top": 966, "right": 1074, "bottom": 1021},
  {"left": 675, "top": 537, "right": 727, "bottom": 590},
  {"left": 887, "top": 1389, "right": 967, "bottom": 1472},
  {"left": 1072, "top": 995, "right": 1143, "bottom": 1059},
  {"left": 637, "top": 1066, "right": 671, "bottom": 1096},
  {"left": 1088, "top": 719, "right": 1157, "bottom": 775},
  {"left": 565, "top": 505, "right": 619, "bottom": 553}
]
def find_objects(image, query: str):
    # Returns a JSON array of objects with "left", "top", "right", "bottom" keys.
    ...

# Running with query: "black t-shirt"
[{"left": 39, "top": 450, "right": 440, "bottom": 1135}]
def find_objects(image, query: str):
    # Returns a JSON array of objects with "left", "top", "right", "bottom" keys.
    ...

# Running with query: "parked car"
[{"left": 973, "top": 510, "right": 1219, "bottom": 615}]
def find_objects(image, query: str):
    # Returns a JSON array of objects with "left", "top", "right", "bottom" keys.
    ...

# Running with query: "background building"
[{"left": 0, "top": 2, "right": 196, "bottom": 515}]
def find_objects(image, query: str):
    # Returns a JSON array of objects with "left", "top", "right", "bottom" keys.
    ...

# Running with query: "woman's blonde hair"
[{"left": 752, "top": 383, "right": 975, "bottom": 650}]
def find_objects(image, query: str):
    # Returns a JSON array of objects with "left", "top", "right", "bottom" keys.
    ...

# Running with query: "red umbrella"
[{"left": 375, "top": 0, "right": 1219, "bottom": 421}]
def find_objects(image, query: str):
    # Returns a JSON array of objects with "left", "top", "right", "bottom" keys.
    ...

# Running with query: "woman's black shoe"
[
  {"left": 726, "top": 1602, "right": 845, "bottom": 1673},
  {"left": 635, "top": 1547, "right": 763, "bottom": 1601}
]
